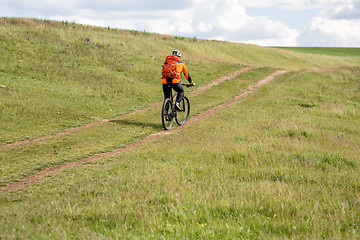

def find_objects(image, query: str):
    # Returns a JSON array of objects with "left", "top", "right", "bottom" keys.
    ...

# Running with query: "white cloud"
[
  {"left": 298, "top": 17, "right": 360, "bottom": 47},
  {"left": 1, "top": 0, "right": 360, "bottom": 46},
  {"left": 197, "top": 21, "right": 213, "bottom": 32},
  {"left": 45, "top": 0, "right": 298, "bottom": 46},
  {"left": 0, "top": 0, "right": 77, "bottom": 17},
  {"left": 322, "top": 0, "right": 360, "bottom": 19},
  {"left": 237, "top": 0, "right": 349, "bottom": 10},
  {"left": 108, "top": 0, "right": 299, "bottom": 46},
  {"left": 294, "top": 0, "right": 360, "bottom": 46},
  {"left": 191, "top": 1, "right": 299, "bottom": 46}
]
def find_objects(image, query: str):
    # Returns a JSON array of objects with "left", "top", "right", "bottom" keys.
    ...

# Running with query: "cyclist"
[{"left": 161, "top": 50, "right": 195, "bottom": 110}]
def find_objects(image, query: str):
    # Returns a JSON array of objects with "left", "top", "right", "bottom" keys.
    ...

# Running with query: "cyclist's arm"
[{"left": 180, "top": 63, "right": 193, "bottom": 84}]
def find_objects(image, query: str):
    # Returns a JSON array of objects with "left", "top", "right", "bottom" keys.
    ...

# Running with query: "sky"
[{"left": 1, "top": 0, "right": 360, "bottom": 47}]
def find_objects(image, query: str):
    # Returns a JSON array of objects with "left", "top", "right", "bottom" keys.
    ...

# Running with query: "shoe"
[
  {"left": 175, "top": 102, "right": 181, "bottom": 111},
  {"left": 165, "top": 113, "right": 172, "bottom": 121}
]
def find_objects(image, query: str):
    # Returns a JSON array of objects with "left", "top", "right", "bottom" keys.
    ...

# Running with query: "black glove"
[{"left": 188, "top": 75, "right": 193, "bottom": 84}]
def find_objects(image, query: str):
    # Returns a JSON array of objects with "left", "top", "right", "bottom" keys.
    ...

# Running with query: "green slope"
[
  {"left": 1, "top": 18, "right": 359, "bottom": 144},
  {"left": 273, "top": 47, "right": 360, "bottom": 57},
  {"left": 0, "top": 18, "right": 359, "bottom": 239}
]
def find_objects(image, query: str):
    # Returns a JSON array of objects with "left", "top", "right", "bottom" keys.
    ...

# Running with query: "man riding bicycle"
[{"left": 161, "top": 50, "right": 195, "bottom": 110}]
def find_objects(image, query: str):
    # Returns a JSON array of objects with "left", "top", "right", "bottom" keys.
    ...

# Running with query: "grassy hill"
[
  {"left": 273, "top": 47, "right": 360, "bottom": 57},
  {"left": 0, "top": 18, "right": 359, "bottom": 239},
  {"left": 1, "top": 18, "right": 359, "bottom": 145}
]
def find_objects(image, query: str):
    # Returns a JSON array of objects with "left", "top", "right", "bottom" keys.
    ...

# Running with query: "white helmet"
[{"left": 172, "top": 50, "right": 181, "bottom": 57}]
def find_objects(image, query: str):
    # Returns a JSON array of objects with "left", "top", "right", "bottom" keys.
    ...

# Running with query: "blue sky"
[{"left": 1, "top": 0, "right": 360, "bottom": 47}]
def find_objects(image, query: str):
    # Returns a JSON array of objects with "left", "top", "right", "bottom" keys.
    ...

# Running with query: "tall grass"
[
  {"left": 0, "top": 67, "right": 273, "bottom": 185},
  {"left": 1, "top": 66, "right": 359, "bottom": 239},
  {"left": 0, "top": 18, "right": 359, "bottom": 239},
  {"left": 2, "top": 18, "right": 360, "bottom": 144},
  {"left": 0, "top": 18, "right": 239, "bottom": 144}
]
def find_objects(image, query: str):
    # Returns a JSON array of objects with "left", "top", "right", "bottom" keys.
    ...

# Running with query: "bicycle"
[{"left": 161, "top": 83, "right": 194, "bottom": 130}]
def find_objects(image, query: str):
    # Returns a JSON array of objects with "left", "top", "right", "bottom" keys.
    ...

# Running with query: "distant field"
[{"left": 273, "top": 47, "right": 360, "bottom": 57}]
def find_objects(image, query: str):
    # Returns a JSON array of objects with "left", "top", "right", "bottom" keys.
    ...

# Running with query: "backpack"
[{"left": 162, "top": 55, "right": 180, "bottom": 79}]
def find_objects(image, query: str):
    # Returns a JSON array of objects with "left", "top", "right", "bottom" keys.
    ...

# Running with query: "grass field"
[
  {"left": 273, "top": 47, "right": 360, "bottom": 57},
  {"left": 1, "top": 18, "right": 360, "bottom": 239}
]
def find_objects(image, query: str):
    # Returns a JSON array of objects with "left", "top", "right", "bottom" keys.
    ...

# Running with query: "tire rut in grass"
[
  {"left": 0, "top": 69, "right": 287, "bottom": 194},
  {"left": 0, "top": 67, "right": 254, "bottom": 150}
]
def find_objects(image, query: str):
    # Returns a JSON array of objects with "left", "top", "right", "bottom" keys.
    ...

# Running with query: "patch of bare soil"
[{"left": 0, "top": 70, "right": 287, "bottom": 194}]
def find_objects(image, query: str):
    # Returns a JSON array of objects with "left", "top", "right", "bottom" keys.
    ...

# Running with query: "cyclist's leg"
[
  {"left": 172, "top": 82, "right": 184, "bottom": 103},
  {"left": 162, "top": 83, "right": 172, "bottom": 118},
  {"left": 162, "top": 83, "right": 171, "bottom": 100}
]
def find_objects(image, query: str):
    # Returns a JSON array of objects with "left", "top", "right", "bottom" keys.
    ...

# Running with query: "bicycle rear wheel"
[
  {"left": 175, "top": 96, "right": 190, "bottom": 126},
  {"left": 162, "top": 98, "right": 174, "bottom": 130}
]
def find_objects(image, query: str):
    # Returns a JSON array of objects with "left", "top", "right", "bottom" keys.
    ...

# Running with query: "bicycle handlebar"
[{"left": 182, "top": 83, "right": 196, "bottom": 88}]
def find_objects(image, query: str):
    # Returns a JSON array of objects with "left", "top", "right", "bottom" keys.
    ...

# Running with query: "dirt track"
[
  {"left": 0, "top": 69, "right": 287, "bottom": 193},
  {"left": 0, "top": 67, "right": 254, "bottom": 150}
]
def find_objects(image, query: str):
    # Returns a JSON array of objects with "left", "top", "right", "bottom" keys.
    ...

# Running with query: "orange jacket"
[{"left": 161, "top": 58, "right": 192, "bottom": 84}]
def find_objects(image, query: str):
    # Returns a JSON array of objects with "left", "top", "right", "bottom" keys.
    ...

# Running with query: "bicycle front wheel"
[
  {"left": 175, "top": 96, "right": 190, "bottom": 126},
  {"left": 162, "top": 98, "right": 174, "bottom": 130}
]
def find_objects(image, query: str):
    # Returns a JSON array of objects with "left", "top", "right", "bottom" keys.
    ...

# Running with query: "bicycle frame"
[
  {"left": 165, "top": 83, "right": 192, "bottom": 100},
  {"left": 161, "top": 83, "right": 192, "bottom": 130}
]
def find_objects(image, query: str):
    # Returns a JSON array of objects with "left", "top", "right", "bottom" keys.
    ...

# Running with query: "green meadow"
[
  {"left": 1, "top": 18, "right": 360, "bottom": 239},
  {"left": 274, "top": 47, "right": 360, "bottom": 57}
]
